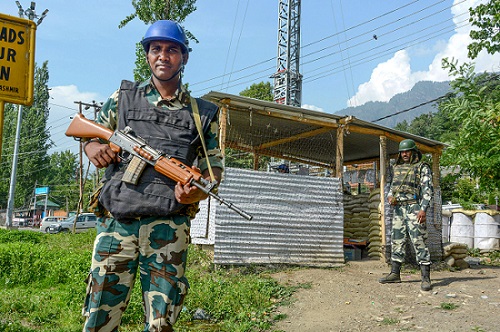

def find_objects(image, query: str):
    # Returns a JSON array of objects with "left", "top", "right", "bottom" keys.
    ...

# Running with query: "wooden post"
[
  {"left": 379, "top": 136, "right": 387, "bottom": 261},
  {"left": 219, "top": 101, "right": 229, "bottom": 156},
  {"left": 253, "top": 154, "right": 260, "bottom": 170},
  {"left": 335, "top": 124, "right": 344, "bottom": 179},
  {"left": 432, "top": 150, "right": 442, "bottom": 228}
]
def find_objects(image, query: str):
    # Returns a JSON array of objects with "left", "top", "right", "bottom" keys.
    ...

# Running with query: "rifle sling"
[{"left": 191, "top": 97, "right": 216, "bottom": 182}]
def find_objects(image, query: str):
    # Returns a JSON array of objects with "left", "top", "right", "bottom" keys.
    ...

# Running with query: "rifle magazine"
[{"left": 122, "top": 156, "right": 147, "bottom": 185}]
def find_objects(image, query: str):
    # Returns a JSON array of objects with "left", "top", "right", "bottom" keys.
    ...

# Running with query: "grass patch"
[
  {"left": 440, "top": 302, "right": 459, "bottom": 310},
  {"left": 0, "top": 228, "right": 295, "bottom": 332},
  {"left": 381, "top": 317, "right": 399, "bottom": 325}
]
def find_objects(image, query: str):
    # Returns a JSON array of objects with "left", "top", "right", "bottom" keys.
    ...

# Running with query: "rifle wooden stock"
[
  {"left": 65, "top": 113, "right": 121, "bottom": 153},
  {"left": 65, "top": 113, "right": 114, "bottom": 141}
]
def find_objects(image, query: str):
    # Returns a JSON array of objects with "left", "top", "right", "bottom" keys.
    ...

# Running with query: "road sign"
[
  {"left": 35, "top": 186, "right": 49, "bottom": 195},
  {"left": 0, "top": 13, "right": 36, "bottom": 106}
]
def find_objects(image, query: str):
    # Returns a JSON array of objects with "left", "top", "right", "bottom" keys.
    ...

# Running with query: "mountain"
[{"left": 334, "top": 81, "right": 451, "bottom": 128}]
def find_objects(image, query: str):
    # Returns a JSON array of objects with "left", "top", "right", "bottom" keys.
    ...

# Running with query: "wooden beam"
[
  {"left": 346, "top": 125, "right": 443, "bottom": 154},
  {"left": 258, "top": 127, "right": 334, "bottom": 150},
  {"left": 222, "top": 103, "right": 340, "bottom": 128}
]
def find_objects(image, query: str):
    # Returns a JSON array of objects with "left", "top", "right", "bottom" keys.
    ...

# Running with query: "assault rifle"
[{"left": 65, "top": 113, "right": 253, "bottom": 221}]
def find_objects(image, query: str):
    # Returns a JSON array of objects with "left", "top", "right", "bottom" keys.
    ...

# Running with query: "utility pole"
[
  {"left": 5, "top": 1, "right": 48, "bottom": 228},
  {"left": 271, "top": 0, "right": 302, "bottom": 107},
  {"left": 73, "top": 101, "right": 102, "bottom": 214}
]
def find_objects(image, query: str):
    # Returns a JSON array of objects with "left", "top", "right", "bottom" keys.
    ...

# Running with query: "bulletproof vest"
[
  {"left": 99, "top": 80, "right": 218, "bottom": 220},
  {"left": 391, "top": 162, "right": 422, "bottom": 200}
]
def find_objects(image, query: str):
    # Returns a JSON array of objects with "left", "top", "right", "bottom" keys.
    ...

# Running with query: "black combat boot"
[
  {"left": 420, "top": 264, "right": 432, "bottom": 291},
  {"left": 379, "top": 261, "right": 402, "bottom": 284}
]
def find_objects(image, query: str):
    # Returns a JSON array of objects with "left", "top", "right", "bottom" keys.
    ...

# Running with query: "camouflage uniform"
[
  {"left": 82, "top": 79, "right": 223, "bottom": 332},
  {"left": 388, "top": 160, "right": 433, "bottom": 265}
]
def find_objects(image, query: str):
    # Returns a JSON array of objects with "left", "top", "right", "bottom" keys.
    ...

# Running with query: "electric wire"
[
  {"left": 191, "top": 1, "right": 467, "bottom": 95},
  {"left": 2, "top": 1, "right": 476, "bottom": 176}
]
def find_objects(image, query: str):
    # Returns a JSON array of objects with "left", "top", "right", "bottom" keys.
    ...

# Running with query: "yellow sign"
[{"left": 0, "top": 13, "right": 36, "bottom": 106}]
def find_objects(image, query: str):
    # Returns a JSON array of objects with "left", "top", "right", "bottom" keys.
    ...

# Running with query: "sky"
[{"left": 0, "top": 0, "right": 499, "bottom": 156}]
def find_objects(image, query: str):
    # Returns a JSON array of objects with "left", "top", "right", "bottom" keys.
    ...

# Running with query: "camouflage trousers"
[
  {"left": 391, "top": 204, "right": 431, "bottom": 265},
  {"left": 82, "top": 215, "right": 191, "bottom": 332}
]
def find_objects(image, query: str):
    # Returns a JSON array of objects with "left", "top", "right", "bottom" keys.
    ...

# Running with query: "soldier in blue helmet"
[
  {"left": 82, "top": 20, "right": 223, "bottom": 332},
  {"left": 379, "top": 139, "right": 434, "bottom": 292}
]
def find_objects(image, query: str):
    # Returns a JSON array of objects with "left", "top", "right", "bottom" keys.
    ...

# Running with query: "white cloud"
[
  {"left": 48, "top": 85, "right": 103, "bottom": 154},
  {"left": 349, "top": 50, "right": 415, "bottom": 106},
  {"left": 302, "top": 104, "right": 324, "bottom": 112},
  {"left": 348, "top": 0, "right": 500, "bottom": 107}
]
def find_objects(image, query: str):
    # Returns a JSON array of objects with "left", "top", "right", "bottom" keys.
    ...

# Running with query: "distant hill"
[{"left": 335, "top": 81, "right": 451, "bottom": 128}]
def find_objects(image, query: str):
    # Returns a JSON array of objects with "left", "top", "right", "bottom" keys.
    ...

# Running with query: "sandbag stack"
[
  {"left": 442, "top": 242, "right": 470, "bottom": 269},
  {"left": 343, "top": 194, "right": 370, "bottom": 240},
  {"left": 367, "top": 188, "right": 383, "bottom": 259}
]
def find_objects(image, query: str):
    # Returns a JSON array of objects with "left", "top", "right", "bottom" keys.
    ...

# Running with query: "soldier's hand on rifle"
[
  {"left": 84, "top": 140, "right": 120, "bottom": 168},
  {"left": 417, "top": 210, "right": 426, "bottom": 224},
  {"left": 174, "top": 166, "right": 221, "bottom": 204}
]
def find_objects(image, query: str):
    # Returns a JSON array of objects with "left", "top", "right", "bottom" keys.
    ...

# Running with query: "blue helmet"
[{"left": 141, "top": 20, "right": 191, "bottom": 53}]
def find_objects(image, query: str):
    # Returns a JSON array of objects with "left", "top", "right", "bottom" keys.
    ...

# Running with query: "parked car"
[
  {"left": 48, "top": 213, "right": 97, "bottom": 234},
  {"left": 40, "top": 216, "right": 67, "bottom": 233},
  {"left": 12, "top": 217, "right": 29, "bottom": 227}
]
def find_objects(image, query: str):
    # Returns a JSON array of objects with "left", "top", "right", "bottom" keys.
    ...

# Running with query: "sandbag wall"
[
  {"left": 343, "top": 190, "right": 384, "bottom": 259},
  {"left": 343, "top": 193, "right": 370, "bottom": 241},
  {"left": 367, "top": 189, "right": 383, "bottom": 259},
  {"left": 442, "top": 242, "right": 470, "bottom": 269}
]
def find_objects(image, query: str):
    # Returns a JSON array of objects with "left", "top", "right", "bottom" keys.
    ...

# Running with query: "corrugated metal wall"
[{"left": 199, "top": 168, "right": 345, "bottom": 267}]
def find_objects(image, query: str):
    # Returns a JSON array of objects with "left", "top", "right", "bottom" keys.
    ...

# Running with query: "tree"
[
  {"left": 120, "top": 0, "right": 198, "bottom": 81},
  {"left": 468, "top": 0, "right": 500, "bottom": 59},
  {"left": 0, "top": 61, "right": 52, "bottom": 209},
  {"left": 239, "top": 81, "right": 274, "bottom": 101},
  {"left": 438, "top": 59, "right": 500, "bottom": 192},
  {"left": 40, "top": 151, "right": 80, "bottom": 211},
  {"left": 393, "top": 107, "right": 458, "bottom": 142}
]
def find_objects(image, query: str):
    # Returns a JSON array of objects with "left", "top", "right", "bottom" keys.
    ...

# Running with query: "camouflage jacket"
[{"left": 388, "top": 161, "right": 433, "bottom": 212}]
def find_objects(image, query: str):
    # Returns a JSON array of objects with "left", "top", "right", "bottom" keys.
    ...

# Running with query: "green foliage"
[
  {"left": 452, "top": 177, "right": 487, "bottom": 208},
  {"left": 133, "top": 42, "right": 151, "bottom": 82},
  {"left": 224, "top": 148, "right": 270, "bottom": 171},
  {"left": 438, "top": 59, "right": 500, "bottom": 192},
  {"left": 0, "top": 62, "right": 53, "bottom": 209},
  {"left": 38, "top": 151, "right": 81, "bottom": 211},
  {"left": 239, "top": 81, "right": 274, "bottom": 102},
  {"left": 120, "top": 0, "right": 197, "bottom": 28},
  {"left": 468, "top": 1, "right": 500, "bottom": 59},
  {"left": 0, "top": 229, "right": 294, "bottom": 331}
]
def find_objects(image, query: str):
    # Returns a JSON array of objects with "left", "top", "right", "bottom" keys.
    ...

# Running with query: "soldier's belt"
[{"left": 396, "top": 199, "right": 418, "bottom": 205}]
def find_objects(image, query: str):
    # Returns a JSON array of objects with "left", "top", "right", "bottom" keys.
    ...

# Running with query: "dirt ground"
[{"left": 271, "top": 259, "right": 500, "bottom": 332}]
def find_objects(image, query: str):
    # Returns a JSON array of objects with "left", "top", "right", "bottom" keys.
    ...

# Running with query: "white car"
[
  {"left": 40, "top": 216, "right": 67, "bottom": 233},
  {"left": 48, "top": 213, "right": 98, "bottom": 233}
]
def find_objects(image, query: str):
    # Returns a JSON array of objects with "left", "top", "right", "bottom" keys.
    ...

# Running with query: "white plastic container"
[
  {"left": 441, "top": 215, "right": 451, "bottom": 243},
  {"left": 474, "top": 213, "right": 500, "bottom": 250},
  {"left": 449, "top": 213, "right": 474, "bottom": 248}
]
